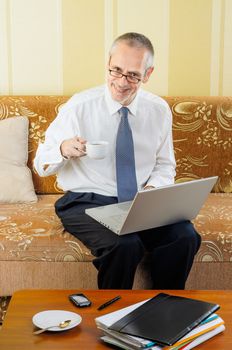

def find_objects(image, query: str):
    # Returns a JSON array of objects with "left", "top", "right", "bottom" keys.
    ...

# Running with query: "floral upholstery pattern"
[
  {"left": 193, "top": 193, "right": 232, "bottom": 262},
  {"left": 0, "top": 195, "right": 92, "bottom": 263},
  {"left": 170, "top": 97, "right": 232, "bottom": 193}
]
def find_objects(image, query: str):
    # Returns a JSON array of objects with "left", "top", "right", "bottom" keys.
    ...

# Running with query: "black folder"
[{"left": 109, "top": 293, "right": 220, "bottom": 346}]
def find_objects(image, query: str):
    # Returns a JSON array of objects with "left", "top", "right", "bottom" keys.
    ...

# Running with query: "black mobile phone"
[{"left": 69, "top": 293, "right": 92, "bottom": 307}]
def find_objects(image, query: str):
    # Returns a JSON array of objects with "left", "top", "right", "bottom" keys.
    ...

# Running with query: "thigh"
[
  {"left": 66, "top": 213, "right": 122, "bottom": 257},
  {"left": 55, "top": 191, "right": 120, "bottom": 256},
  {"left": 139, "top": 220, "right": 201, "bottom": 251},
  {"left": 55, "top": 192, "right": 145, "bottom": 259}
]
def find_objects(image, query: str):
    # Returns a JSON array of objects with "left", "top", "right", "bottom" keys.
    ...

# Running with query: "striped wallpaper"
[{"left": 0, "top": 0, "right": 231, "bottom": 96}]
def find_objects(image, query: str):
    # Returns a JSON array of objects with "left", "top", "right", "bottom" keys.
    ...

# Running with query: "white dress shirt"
[{"left": 34, "top": 85, "right": 176, "bottom": 196}]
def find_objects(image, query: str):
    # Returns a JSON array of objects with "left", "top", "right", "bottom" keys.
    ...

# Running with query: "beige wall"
[{"left": 0, "top": 0, "right": 231, "bottom": 96}]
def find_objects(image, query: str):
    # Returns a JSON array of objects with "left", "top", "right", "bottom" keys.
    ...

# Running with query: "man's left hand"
[{"left": 144, "top": 185, "right": 155, "bottom": 190}]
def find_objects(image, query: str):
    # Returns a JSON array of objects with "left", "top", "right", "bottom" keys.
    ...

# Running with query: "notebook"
[
  {"left": 85, "top": 176, "right": 218, "bottom": 235},
  {"left": 109, "top": 293, "right": 220, "bottom": 346}
]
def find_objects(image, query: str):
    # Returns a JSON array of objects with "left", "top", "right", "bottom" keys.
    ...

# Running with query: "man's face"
[{"left": 107, "top": 42, "right": 153, "bottom": 106}]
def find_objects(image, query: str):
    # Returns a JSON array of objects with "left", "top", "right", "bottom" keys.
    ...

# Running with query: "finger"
[
  {"left": 73, "top": 147, "right": 86, "bottom": 157},
  {"left": 76, "top": 136, "right": 86, "bottom": 144},
  {"left": 74, "top": 140, "right": 86, "bottom": 153}
]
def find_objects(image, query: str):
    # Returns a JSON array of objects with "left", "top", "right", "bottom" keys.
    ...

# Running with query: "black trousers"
[{"left": 55, "top": 191, "right": 201, "bottom": 289}]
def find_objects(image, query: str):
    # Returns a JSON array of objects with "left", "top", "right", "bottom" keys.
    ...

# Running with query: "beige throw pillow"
[{"left": 0, "top": 116, "right": 37, "bottom": 203}]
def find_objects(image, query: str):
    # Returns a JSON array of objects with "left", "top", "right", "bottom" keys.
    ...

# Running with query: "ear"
[{"left": 142, "top": 66, "right": 154, "bottom": 83}]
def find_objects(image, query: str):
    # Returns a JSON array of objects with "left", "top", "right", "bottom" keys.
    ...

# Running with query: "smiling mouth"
[{"left": 113, "top": 85, "right": 130, "bottom": 94}]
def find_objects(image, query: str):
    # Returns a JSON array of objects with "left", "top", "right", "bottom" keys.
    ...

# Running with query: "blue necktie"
[{"left": 116, "top": 107, "right": 138, "bottom": 202}]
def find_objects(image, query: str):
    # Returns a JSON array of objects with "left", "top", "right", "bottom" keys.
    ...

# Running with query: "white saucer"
[{"left": 32, "top": 310, "right": 82, "bottom": 332}]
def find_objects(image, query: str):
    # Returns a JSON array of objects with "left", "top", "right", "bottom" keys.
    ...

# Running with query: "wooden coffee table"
[{"left": 0, "top": 289, "right": 231, "bottom": 349}]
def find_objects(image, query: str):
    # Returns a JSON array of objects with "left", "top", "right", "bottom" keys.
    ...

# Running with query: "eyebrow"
[{"left": 110, "top": 65, "right": 141, "bottom": 77}]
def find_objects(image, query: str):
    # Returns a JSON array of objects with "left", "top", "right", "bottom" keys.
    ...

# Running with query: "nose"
[{"left": 118, "top": 75, "right": 129, "bottom": 86}]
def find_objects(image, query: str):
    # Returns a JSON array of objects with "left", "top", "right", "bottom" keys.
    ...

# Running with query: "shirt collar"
[{"left": 104, "top": 85, "right": 139, "bottom": 117}]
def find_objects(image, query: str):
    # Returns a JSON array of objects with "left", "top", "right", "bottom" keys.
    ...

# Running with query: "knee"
[
  {"left": 117, "top": 234, "right": 145, "bottom": 256},
  {"left": 175, "top": 221, "right": 201, "bottom": 252}
]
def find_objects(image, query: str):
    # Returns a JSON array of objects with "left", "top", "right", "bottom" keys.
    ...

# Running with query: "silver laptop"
[{"left": 85, "top": 176, "right": 218, "bottom": 235}]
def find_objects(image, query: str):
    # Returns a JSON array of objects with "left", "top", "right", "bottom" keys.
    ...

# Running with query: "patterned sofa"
[{"left": 0, "top": 95, "right": 232, "bottom": 296}]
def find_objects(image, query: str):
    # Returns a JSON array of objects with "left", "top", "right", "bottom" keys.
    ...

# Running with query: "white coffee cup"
[{"left": 86, "top": 141, "right": 108, "bottom": 159}]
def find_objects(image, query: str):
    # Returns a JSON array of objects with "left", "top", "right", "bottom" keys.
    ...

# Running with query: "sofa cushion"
[
  {"left": 0, "top": 117, "right": 37, "bottom": 203},
  {"left": 193, "top": 193, "right": 232, "bottom": 262},
  {"left": 0, "top": 194, "right": 92, "bottom": 262},
  {"left": 0, "top": 193, "right": 231, "bottom": 264}
]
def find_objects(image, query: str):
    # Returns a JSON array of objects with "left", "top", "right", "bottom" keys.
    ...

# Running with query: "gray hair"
[{"left": 109, "top": 32, "right": 154, "bottom": 70}]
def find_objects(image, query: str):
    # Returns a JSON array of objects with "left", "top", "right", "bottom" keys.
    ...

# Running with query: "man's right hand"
[{"left": 60, "top": 137, "right": 87, "bottom": 159}]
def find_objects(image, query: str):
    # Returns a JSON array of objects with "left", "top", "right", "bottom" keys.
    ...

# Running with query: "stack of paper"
[{"left": 95, "top": 298, "right": 225, "bottom": 350}]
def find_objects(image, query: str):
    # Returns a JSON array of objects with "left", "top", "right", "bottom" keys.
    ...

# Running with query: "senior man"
[{"left": 34, "top": 32, "right": 201, "bottom": 289}]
